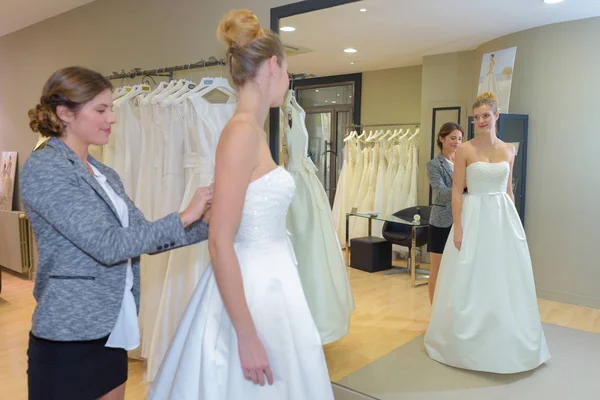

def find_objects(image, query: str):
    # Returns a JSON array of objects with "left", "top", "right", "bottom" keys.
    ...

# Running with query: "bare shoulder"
[
  {"left": 217, "top": 116, "right": 261, "bottom": 159},
  {"left": 220, "top": 117, "right": 260, "bottom": 144},
  {"left": 456, "top": 141, "right": 473, "bottom": 159},
  {"left": 500, "top": 140, "right": 516, "bottom": 161}
]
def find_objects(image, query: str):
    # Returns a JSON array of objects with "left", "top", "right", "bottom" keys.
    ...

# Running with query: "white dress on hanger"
[
  {"left": 405, "top": 145, "right": 419, "bottom": 209},
  {"left": 284, "top": 93, "right": 354, "bottom": 345},
  {"left": 349, "top": 147, "right": 371, "bottom": 239},
  {"left": 146, "top": 94, "right": 237, "bottom": 381},
  {"left": 332, "top": 140, "right": 356, "bottom": 247},
  {"left": 353, "top": 146, "right": 378, "bottom": 237},
  {"left": 372, "top": 138, "right": 389, "bottom": 237},
  {"left": 148, "top": 167, "right": 334, "bottom": 400},
  {"left": 347, "top": 141, "right": 364, "bottom": 214},
  {"left": 425, "top": 161, "right": 550, "bottom": 373},
  {"left": 138, "top": 99, "right": 185, "bottom": 360},
  {"left": 382, "top": 145, "right": 399, "bottom": 216}
]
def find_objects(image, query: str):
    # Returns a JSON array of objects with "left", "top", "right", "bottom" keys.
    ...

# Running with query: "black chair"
[{"left": 382, "top": 206, "right": 431, "bottom": 275}]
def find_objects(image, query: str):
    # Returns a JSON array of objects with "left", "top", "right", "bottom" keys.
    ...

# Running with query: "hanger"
[
  {"left": 365, "top": 130, "right": 376, "bottom": 142},
  {"left": 344, "top": 130, "right": 357, "bottom": 142},
  {"left": 379, "top": 129, "right": 394, "bottom": 140},
  {"left": 112, "top": 85, "right": 132, "bottom": 100},
  {"left": 388, "top": 128, "right": 403, "bottom": 141},
  {"left": 153, "top": 79, "right": 188, "bottom": 105},
  {"left": 119, "top": 84, "right": 151, "bottom": 102},
  {"left": 191, "top": 76, "right": 237, "bottom": 102},
  {"left": 161, "top": 65, "right": 197, "bottom": 105},
  {"left": 408, "top": 127, "right": 420, "bottom": 142},
  {"left": 141, "top": 80, "right": 169, "bottom": 105}
]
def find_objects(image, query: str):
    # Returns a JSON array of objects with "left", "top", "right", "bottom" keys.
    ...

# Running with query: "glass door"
[
  {"left": 304, "top": 110, "right": 333, "bottom": 189},
  {"left": 297, "top": 83, "right": 354, "bottom": 206}
]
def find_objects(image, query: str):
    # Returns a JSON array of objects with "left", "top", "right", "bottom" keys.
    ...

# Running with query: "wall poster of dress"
[
  {"left": 477, "top": 47, "right": 517, "bottom": 113},
  {"left": 0, "top": 151, "right": 17, "bottom": 211}
]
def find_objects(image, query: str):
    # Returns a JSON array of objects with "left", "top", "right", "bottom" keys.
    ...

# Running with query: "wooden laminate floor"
[{"left": 2, "top": 259, "right": 600, "bottom": 399}]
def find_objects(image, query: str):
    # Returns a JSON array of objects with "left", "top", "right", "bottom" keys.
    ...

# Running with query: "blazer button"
[
  {"left": 170, "top": 242, "right": 175, "bottom": 247},
  {"left": 157, "top": 246, "right": 163, "bottom": 251},
  {"left": 164, "top": 243, "right": 170, "bottom": 248}
]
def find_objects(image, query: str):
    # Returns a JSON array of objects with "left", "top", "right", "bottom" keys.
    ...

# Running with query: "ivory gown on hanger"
[
  {"left": 146, "top": 93, "right": 237, "bottom": 381},
  {"left": 148, "top": 167, "right": 334, "bottom": 400},
  {"left": 283, "top": 91, "right": 354, "bottom": 344},
  {"left": 332, "top": 139, "right": 356, "bottom": 246},
  {"left": 425, "top": 161, "right": 550, "bottom": 373}
]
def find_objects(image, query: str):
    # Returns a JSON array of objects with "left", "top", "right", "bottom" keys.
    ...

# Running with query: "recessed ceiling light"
[
  {"left": 350, "top": 62, "right": 355, "bottom": 65},
  {"left": 315, "top": 89, "right": 319, "bottom": 92},
  {"left": 332, "top": 101, "right": 337, "bottom": 104},
  {"left": 337, "top": 94, "right": 340, "bottom": 96},
  {"left": 280, "top": 26, "right": 296, "bottom": 32},
  {"left": 344, "top": 48, "right": 358, "bottom": 53},
  {"left": 543, "top": 0, "right": 563, "bottom": 3},
  {"left": 360, "top": 8, "right": 367, "bottom": 12}
]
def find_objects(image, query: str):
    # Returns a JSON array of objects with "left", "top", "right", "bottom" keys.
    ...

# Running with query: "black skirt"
[
  {"left": 27, "top": 332, "right": 128, "bottom": 400},
  {"left": 428, "top": 224, "right": 452, "bottom": 254}
]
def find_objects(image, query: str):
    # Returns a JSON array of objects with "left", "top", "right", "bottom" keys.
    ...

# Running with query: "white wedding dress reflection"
[
  {"left": 148, "top": 167, "right": 334, "bottom": 400},
  {"left": 425, "top": 161, "right": 550, "bottom": 374}
]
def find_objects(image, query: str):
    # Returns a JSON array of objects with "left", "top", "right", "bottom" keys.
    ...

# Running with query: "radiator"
[{"left": 0, "top": 210, "right": 36, "bottom": 278}]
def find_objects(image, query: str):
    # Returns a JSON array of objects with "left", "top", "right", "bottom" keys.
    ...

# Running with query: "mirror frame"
[{"left": 269, "top": 0, "right": 361, "bottom": 163}]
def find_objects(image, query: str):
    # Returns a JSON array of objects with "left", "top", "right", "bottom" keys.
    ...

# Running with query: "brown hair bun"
[{"left": 28, "top": 104, "right": 64, "bottom": 137}]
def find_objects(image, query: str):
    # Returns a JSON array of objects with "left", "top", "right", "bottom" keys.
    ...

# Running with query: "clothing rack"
[
  {"left": 105, "top": 56, "right": 228, "bottom": 82},
  {"left": 346, "top": 122, "right": 420, "bottom": 129},
  {"left": 288, "top": 72, "right": 316, "bottom": 80},
  {"left": 344, "top": 122, "right": 420, "bottom": 138}
]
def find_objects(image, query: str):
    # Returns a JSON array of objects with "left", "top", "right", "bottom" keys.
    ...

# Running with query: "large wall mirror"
[{"left": 269, "top": 1, "right": 600, "bottom": 399}]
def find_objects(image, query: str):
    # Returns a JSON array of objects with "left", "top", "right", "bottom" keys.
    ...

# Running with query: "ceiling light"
[
  {"left": 344, "top": 48, "right": 358, "bottom": 53},
  {"left": 350, "top": 62, "right": 355, "bottom": 65},
  {"left": 543, "top": 0, "right": 563, "bottom": 3},
  {"left": 360, "top": 8, "right": 367, "bottom": 12},
  {"left": 280, "top": 26, "right": 296, "bottom": 32},
  {"left": 337, "top": 94, "right": 340, "bottom": 96},
  {"left": 332, "top": 101, "right": 337, "bottom": 104},
  {"left": 315, "top": 89, "right": 319, "bottom": 92}
]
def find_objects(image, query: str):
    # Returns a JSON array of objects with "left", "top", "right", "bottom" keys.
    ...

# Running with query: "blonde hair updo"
[
  {"left": 217, "top": 9, "right": 285, "bottom": 88},
  {"left": 473, "top": 91, "right": 498, "bottom": 113}
]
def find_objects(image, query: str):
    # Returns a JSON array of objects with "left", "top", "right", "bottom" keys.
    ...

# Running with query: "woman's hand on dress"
[
  {"left": 202, "top": 205, "right": 211, "bottom": 225},
  {"left": 238, "top": 333, "right": 274, "bottom": 386},
  {"left": 179, "top": 185, "right": 213, "bottom": 228},
  {"left": 453, "top": 227, "right": 463, "bottom": 251}
]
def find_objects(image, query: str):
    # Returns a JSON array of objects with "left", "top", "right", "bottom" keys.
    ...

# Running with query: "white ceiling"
[
  {"left": 0, "top": 0, "right": 96, "bottom": 37},
  {"left": 281, "top": 0, "right": 600, "bottom": 77}
]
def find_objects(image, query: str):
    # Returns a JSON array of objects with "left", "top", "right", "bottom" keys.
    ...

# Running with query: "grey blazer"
[
  {"left": 20, "top": 137, "right": 208, "bottom": 341},
  {"left": 427, "top": 153, "right": 454, "bottom": 228}
]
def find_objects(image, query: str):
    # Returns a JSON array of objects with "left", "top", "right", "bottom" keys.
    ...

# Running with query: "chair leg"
[{"left": 384, "top": 245, "right": 411, "bottom": 276}]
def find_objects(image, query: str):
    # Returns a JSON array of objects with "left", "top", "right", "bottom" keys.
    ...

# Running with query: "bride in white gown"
[
  {"left": 424, "top": 92, "right": 550, "bottom": 374},
  {"left": 148, "top": 9, "right": 333, "bottom": 399}
]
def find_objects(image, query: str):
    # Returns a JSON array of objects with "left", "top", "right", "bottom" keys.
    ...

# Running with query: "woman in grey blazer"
[
  {"left": 426, "top": 122, "right": 464, "bottom": 304},
  {"left": 21, "top": 67, "right": 212, "bottom": 400}
]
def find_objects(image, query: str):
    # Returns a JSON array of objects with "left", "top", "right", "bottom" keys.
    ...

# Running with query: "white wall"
[
  {"left": 476, "top": 17, "right": 600, "bottom": 308},
  {"left": 361, "top": 65, "right": 422, "bottom": 126}
]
